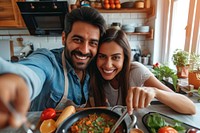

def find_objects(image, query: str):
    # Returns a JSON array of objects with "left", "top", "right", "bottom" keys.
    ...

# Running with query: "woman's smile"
[{"left": 97, "top": 41, "right": 124, "bottom": 80}]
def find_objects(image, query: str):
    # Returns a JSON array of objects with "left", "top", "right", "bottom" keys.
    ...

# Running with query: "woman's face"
[{"left": 97, "top": 41, "right": 124, "bottom": 80}]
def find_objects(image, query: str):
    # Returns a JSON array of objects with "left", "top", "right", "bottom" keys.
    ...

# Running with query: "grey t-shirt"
[{"left": 104, "top": 62, "right": 153, "bottom": 106}]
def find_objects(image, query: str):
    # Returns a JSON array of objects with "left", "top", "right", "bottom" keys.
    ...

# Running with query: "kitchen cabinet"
[{"left": 0, "top": 0, "right": 26, "bottom": 28}]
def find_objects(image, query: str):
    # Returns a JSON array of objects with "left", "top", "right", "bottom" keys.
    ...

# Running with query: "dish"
[
  {"left": 142, "top": 112, "right": 200, "bottom": 133},
  {"left": 56, "top": 108, "right": 128, "bottom": 133},
  {"left": 121, "top": 2, "right": 134, "bottom": 8},
  {"left": 134, "top": 1, "right": 144, "bottom": 9},
  {"left": 122, "top": 24, "right": 135, "bottom": 32},
  {"left": 135, "top": 26, "right": 150, "bottom": 33}
]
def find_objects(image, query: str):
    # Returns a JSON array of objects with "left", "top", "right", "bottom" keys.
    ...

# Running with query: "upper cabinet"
[{"left": 0, "top": 0, "right": 26, "bottom": 28}]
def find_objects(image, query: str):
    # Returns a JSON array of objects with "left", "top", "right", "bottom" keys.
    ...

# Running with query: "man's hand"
[
  {"left": 126, "top": 87, "right": 156, "bottom": 115},
  {"left": 0, "top": 74, "right": 30, "bottom": 128}
]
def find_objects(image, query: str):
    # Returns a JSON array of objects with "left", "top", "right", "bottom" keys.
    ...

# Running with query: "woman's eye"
[{"left": 112, "top": 56, "right": 120, "bottom": 60}]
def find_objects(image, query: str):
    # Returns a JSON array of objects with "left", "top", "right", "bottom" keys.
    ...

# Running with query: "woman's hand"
[{"left": 126, "top": 87, "right": 156, "bottom": 115}]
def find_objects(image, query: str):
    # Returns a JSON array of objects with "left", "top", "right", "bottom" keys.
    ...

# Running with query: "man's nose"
[{"left": 79, "top": 42, "right": 89, "bottom": 54}]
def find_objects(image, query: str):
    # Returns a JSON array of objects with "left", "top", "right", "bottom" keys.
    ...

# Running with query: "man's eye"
[
  {"left": 98, "top": 54, "right": 106, "bottom": 59},
  {"left": 90, "top": 41, "right": 98, "bottom": 47},
  {"left": 73, "top": 38, "right": 82, "bottom": 43}
]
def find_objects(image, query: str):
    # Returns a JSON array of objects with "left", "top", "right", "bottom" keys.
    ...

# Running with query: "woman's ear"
[{"left": 62, "top": 31, "right": 66, "bottom": 46}]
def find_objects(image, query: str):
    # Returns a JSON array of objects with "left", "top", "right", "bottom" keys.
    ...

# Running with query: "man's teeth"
[
  {"left": 75, "top": 55, "right": 87, "bottom": 60},
  {"left": 103, "top": 69, "right": 114, "bottom": 74}
]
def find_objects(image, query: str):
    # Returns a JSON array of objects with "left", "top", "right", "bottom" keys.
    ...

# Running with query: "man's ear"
[{"left": 62, "top": 31, "right": 66, "bottom": 46}]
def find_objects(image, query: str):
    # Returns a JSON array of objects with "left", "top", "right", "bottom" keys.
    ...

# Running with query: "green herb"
[
  {"left": 147, "top": 113, "right": 166, "bottom": 132},
  {"left": 146, "top": 113, "right": 186, "bottom": 133},
  {"left": 151, "top": 63, "right": 178, "bottom": 91},
  {"left": 198, "top": 87, "right": 200, "bottom": 95}
]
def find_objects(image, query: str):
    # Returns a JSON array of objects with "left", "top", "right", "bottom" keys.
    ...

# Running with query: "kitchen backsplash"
[{"left": 0, "top": 12, "right": 149, "bottom": 61}]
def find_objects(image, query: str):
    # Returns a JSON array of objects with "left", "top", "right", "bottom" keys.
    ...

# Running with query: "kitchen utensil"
[
  {"left": 111, "top": 22, "right": 121, "bottom": 30},
  {"left": 128, "top": 114, "right": 137, "bottom": 129},
  {"left": 110, "top": 108, "right": 128, "bottom": 133},
  {"left": 0, "top": 98, "right": 36, "bottom": 133},
  {"left": 56, "top": 105, "right": 135, "bottom": 133}
]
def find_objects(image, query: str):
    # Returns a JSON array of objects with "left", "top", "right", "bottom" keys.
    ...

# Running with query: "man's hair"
[{"left": 64, "top": 7, "right": 107, "bottom": 37}]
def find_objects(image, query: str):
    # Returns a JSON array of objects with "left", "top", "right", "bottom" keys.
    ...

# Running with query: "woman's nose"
[{"left": 104, "top": 58, "right": 112, "bottom": 68}]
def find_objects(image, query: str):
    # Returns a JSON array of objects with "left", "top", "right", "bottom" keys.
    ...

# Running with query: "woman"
[{"left": 89, "top": 28, "right": 196, "bottom": 115}]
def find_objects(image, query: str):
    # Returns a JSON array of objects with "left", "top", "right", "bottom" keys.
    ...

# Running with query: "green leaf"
[{"left": 198, "top": 87, "right": 200, "bottom": 95}]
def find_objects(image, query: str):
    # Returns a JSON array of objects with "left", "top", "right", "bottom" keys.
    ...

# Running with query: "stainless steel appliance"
[{"left": 17, "top": 1, "right": 69, "bottom": 36}]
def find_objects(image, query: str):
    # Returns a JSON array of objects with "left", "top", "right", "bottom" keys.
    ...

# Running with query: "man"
[{"left": 0, "top": 7, "right": 106, "bottom": 128}]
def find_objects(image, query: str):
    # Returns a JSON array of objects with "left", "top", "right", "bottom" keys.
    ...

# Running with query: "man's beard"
[{"left": 64, "top": 48, "right": 93, "bottom": 70}]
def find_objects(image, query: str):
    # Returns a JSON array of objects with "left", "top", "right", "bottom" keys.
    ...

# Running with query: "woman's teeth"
[{"left": 103, "top": 69, "right": 114, "bottom": 74}]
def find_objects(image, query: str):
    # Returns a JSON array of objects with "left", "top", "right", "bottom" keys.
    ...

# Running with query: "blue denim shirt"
[{"left": 0, "top": 48, "right": 90, "bottom": 111}]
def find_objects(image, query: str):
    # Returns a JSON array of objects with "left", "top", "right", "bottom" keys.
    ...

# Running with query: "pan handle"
[
  {"left": 111, "top": 105, "right": 137, "bottom": 130},
  {"left": 110, "top": 105, "right": 126, "bottom": 111},
  {"left": 128, "top": 114, "right": 137, "bottom": 129}
]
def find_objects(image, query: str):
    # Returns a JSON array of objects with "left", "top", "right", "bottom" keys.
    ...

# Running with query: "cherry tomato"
[
  {"left": 40, "top": 108, "right": 56, "bottom": 121},
  {"left": 158, "top": 126, "right": 178, "bottom": 133},
  {"left": 187, "top": 128, "right": 200, "bottom": 133}
]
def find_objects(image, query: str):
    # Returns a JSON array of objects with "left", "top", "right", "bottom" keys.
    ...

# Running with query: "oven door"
[
  {"left": 22, "top": 13, "right": 65, "bottom": 36},
  {"left": 17, "top": 1, "right": 69, "bottom": 36}
]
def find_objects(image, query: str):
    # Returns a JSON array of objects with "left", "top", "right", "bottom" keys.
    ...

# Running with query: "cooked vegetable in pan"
[{"left": 70, "top": 113, "right": 123, "bottom": 133}]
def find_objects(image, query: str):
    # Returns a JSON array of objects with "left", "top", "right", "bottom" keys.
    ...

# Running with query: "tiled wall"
[{"left": 0, "top": 12, "right": 150, "bottom": 59}]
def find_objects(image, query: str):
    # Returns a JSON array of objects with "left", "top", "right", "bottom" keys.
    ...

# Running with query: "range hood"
[{"left": 17, "top": 1, "right": 69, "bottom": 36}]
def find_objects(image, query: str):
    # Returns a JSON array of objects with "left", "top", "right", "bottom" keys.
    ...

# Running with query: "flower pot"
[
  {"left": 188, "top": 71, "right": 200, "bottom": 89},
  {"left": 176, "top": 66, "right": 189, "bottom": 78}
]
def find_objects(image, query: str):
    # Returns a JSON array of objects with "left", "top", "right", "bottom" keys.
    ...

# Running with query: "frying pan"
[{"left": 56, "top": 107, "right": 133, "bottom": 133}]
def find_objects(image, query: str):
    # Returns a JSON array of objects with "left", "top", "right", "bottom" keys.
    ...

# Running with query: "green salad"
[{"left": 146, "top": 113, "right": 186, "bottom": 133}]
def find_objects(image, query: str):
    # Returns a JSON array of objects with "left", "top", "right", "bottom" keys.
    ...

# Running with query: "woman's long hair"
[{"left": 89, "top": 28, "right": 132, "bottom": 106}]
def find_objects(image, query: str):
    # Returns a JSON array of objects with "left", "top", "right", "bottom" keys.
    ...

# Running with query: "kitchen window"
[{"left": 157, "top": 0, "right": 200, "bottom": 68}]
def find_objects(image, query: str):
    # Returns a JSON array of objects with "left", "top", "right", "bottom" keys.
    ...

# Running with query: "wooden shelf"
[
  {"left": 97, "top": 8, "right": 152, "bottom": 13},
  {"left": 125, "top": 32, "right": 150, "bottom": 35},
  {"left": 125, "top": 28, "right": 154, "bottom": 39}
]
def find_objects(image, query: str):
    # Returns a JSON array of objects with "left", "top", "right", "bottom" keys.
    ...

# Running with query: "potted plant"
[
  {"left": 188, "top": 52, "right": 200, "bottom": 89},
  {"left": 172, "top": 49, "right": 190, "bottom": 78},
  {"left": 151, "top": 63, "right": 178, "bottom": 91}
]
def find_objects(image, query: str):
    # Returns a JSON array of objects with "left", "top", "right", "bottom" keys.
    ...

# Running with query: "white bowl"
[
  {"left": 122, "top": 24, "right": 135, "bottom": 32},
  {"left": 135, "top": 26, "right": 150, "bottom": 33}
]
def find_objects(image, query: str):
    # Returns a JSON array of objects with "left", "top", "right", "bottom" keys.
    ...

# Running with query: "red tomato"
[
  {"left": 40, "top": 108, "right": 56, "bottom": 121},
  {"left": 158, "top": 126, "right": 178, "bottom": 133}
]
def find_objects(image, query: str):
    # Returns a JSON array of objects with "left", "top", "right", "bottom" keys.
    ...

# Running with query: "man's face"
[{"left": 63, "top": 21, "right": 100, "bottom": 70}]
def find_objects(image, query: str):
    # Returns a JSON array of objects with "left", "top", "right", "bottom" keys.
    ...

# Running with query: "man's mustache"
[{"left": 72, "top": 50, "right": 92, "bottom": 57}]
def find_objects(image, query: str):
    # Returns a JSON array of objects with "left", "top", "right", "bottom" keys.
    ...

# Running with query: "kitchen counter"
[{"left": 0, "top": 103, "right": 200, "bottom": 133}]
